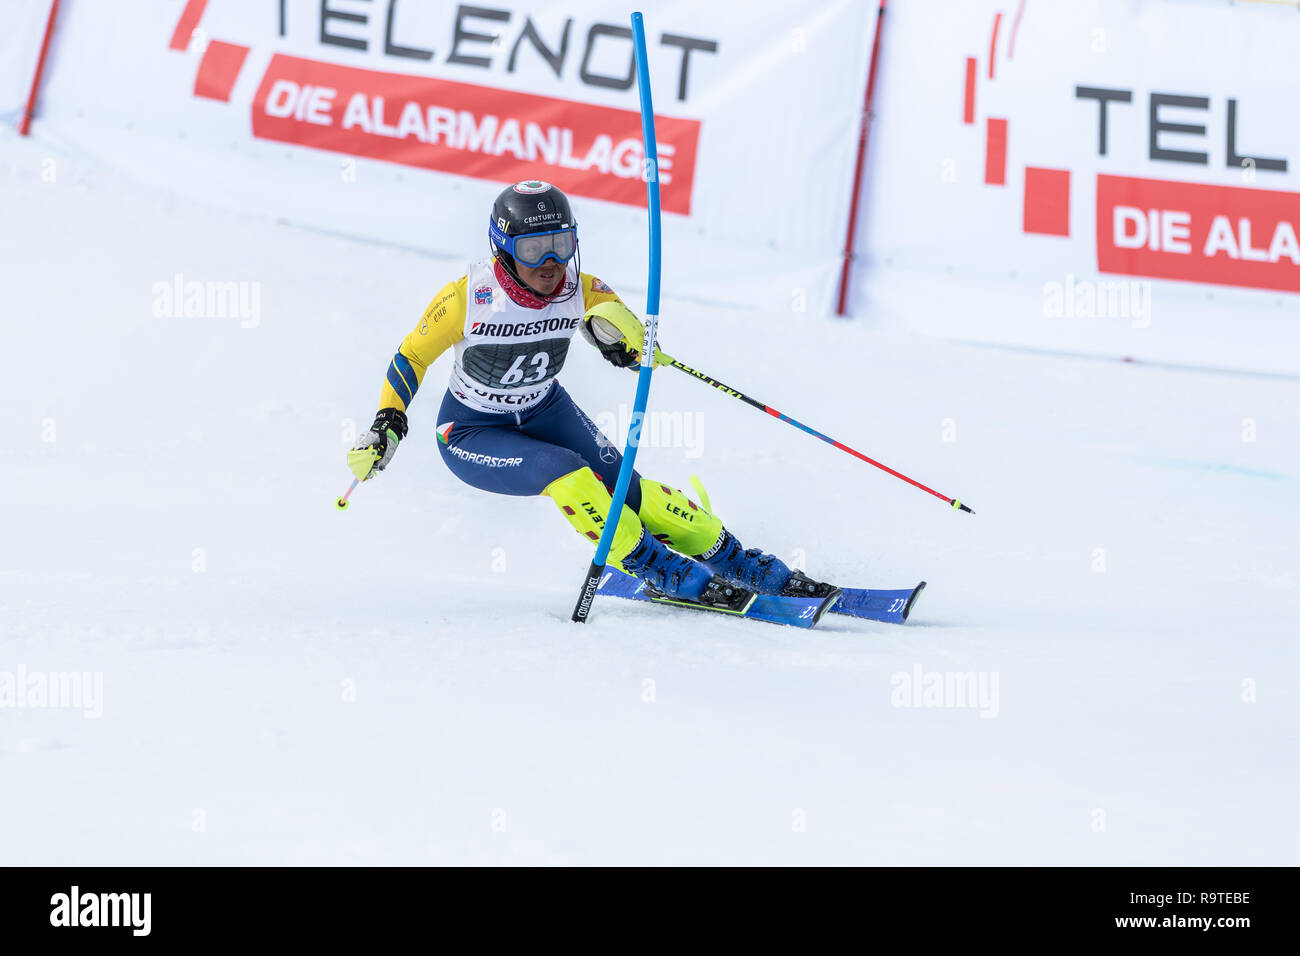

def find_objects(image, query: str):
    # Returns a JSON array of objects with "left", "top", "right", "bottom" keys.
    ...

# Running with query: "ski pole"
[
  {"left": 335, "top": 478, "right": 359, "bottom": 511},
  {"left": 657, "top": 353, "right": 974, "bottom": 514}
]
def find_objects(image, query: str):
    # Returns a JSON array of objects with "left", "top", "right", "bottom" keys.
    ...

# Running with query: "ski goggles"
[{"left": 490, "top": 223, "right": 578, "bottom": 267}]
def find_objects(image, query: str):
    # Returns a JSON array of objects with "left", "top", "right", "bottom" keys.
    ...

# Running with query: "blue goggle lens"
[{"left": 511, "top": 229, "right": 577, "bottom": 266}]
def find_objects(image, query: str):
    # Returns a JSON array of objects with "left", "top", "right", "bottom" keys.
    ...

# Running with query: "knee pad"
[
  {"left": 544, "top": 467, "right": 645, "bottom": 564},
  {"left": 636, "top": 478, "right": 723, "bottom": 557}
]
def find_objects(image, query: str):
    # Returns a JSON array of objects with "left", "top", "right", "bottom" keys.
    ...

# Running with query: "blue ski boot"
[
  {"left": 622, "top": 530, "right": 754, "bottom": 611},
  {"left": 699, "top": 529, "right": 841, "bottom": 600}
]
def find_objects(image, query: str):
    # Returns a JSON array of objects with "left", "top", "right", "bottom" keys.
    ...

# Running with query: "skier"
[{"left": 346, "top": 180, "right": 838, "bottom": 609}]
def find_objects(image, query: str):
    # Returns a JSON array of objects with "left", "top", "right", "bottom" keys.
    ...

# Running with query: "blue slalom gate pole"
[{"left": 572, "top": 10, "right": 661, "bottom": 623}]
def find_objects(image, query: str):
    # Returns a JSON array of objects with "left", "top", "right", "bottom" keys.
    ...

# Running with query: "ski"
[
  {"left": 595, "top": 569, "right": 926, "bottom": 627},
  {"left": 829, "top": 581, "right": 926, "bottom": 624},
  {"left": 595, "top": 569, "right": 837, "bottom": 628}
]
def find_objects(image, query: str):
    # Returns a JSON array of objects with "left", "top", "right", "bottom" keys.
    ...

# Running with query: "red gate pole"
[
  {"left": 19, "top": 0, "right": 62, "bottom": 136},
  {"left": 835, "top": 0, "right": 887, "bottom": 316}
]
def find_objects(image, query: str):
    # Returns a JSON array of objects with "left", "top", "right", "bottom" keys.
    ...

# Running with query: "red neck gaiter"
[{"left": 494, "top": 259, "right": 553, "bottom": 310}]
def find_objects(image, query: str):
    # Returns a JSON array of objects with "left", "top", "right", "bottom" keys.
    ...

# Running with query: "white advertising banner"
[
  {"left": 850, "top": 0, "right": 1300, "bottom": 375},
  {"left": 28, "top": 0, "right": 874, "bottom": 316},
  {"left": 0, "top": 0, "right": 55, "bottom": 126}
]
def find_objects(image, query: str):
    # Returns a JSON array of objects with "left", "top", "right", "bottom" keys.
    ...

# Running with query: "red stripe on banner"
[
  {"left": 250, "top": 54, "right": 701, "bottom": 214},
  {"left": 988, "top": 12, "right": 1003, "bottom": 79},
  {"left": 194, "top": 41, "right": 250, "bottom": 102},
  {"left": 1097, "top": 173, "right": 1300, "bottom": 293},
  {"left": 18, "top": 0, "right": 60, "bottom": 136},
  {"left": 963, "top": 57, "right": 976, "bottom": 124},
  {"left": 1024, "top": 166, "right": 1070, "bottom": 236},
  {"left": 169, "top": 0, "right": 208, "bottom": 52},
  {"left": 985, "top": 118, "right": 1007, "bottom": 185}
]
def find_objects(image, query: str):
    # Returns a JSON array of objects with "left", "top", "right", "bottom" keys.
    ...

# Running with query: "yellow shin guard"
[
  {"left": 636, "top": 478, "right": 724, "bottom": 557},
  {"left": 544, "top": 468, "right": 646, "bottom": 565}
]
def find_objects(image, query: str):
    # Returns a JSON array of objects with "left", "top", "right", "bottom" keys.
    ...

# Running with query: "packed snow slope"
[{"left": 2, "top": 131, "right": 1297, "bottom": 865}]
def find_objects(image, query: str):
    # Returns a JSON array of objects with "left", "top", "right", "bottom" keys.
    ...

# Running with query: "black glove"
[
  {"left": 371, "top": 407, "right": 409, "bottom": 442},
  {"left": 347, "top": 408, "right": 408, "bottom": 481}
]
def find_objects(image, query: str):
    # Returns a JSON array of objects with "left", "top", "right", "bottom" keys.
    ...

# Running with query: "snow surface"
[{"left": 2, "top": 130, "right": 1297, "bottom": 865}]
